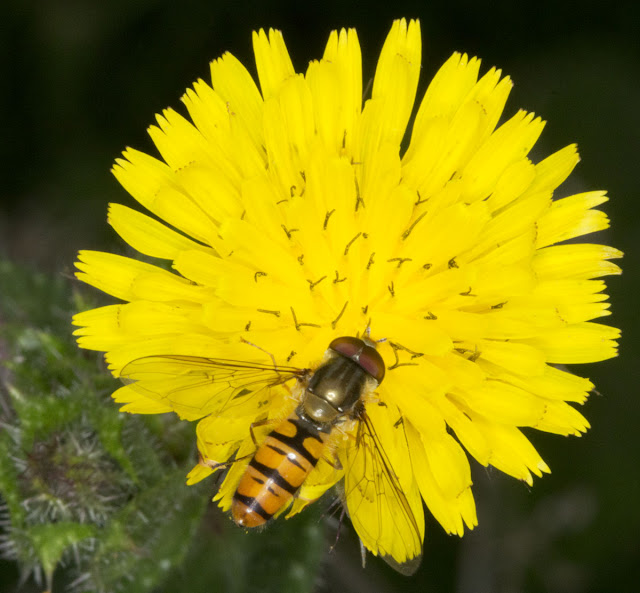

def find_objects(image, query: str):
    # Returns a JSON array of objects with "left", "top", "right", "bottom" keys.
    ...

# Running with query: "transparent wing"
[
  {"left": 119, "top": 355, "right": 307, "bottom": 420},
  {"left": 342, "top": 402, "right": 423, "bottom": 575}
]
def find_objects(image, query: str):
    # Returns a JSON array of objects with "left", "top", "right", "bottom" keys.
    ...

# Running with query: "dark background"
[{"left": 1, "top": 1, "right": 638, "bottom": 592}]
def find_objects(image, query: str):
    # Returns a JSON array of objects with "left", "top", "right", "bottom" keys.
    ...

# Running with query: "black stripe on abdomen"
[
  {"left": 233, "top": 493, "right": 272, "bottom": 520},
  {"left": 270, "top": 417, "right": 324, "bottom": 466},
  {"left": 248, "top": 459, "right": 298, "bottom": 494}
]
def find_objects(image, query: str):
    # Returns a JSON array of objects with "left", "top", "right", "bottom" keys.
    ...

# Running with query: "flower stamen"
[
  {"left": 307, "top": 276, "right": 327, "bottom": 290},
  {"left": 414, "top": 191, "right": 427, "bottom": 206},
  {"left": 402, "top": 211, "right": 427, "bottom": 240},
  {"left": 323, "top": 209, "right": 336, "bottom": 230},
  {"left": 388, "top": 342, "right": 423, "bottom": 370},
  {"left": 388, "top": 282, "right": 395, "bottom": 297},
  {"left": 344, "top": 232, "right": 365, "bottom": 256},
  {"left": 354, "top": 177, "right": 365, "bottom": 211},
  {"left": 366, "top": 253, "right": 375, "bottom": 270},
  {"left": 281, "top": 225, "right": 299, "bottom": 239},
  {"left": 333, "top": 271, "right": 347, "bottom": 284},
  {"left": 331, "top": 301, "right": 349, "bottom": 329},
  {"left": 290, "top": 307, "right": 321, "bottom": 331},
  {"left": 387, "top": 257, "right": 412, "bottom": 269}
]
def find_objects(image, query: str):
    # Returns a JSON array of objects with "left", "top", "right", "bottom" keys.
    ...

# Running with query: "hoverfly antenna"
[{"left": 360, "top": 319, "right": 387, "bottom": 347}]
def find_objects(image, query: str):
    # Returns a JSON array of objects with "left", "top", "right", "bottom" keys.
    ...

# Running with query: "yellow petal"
[
  {"left": 410, "top": 52, "right": 481, "bottom": 138},
  {"left": 112, "top": 149, "right": 221, "bottom": 247},
  {"left": 75, "top": 251, "right": 170, "bottom": 302},
  {"left": 307, "top": 27, "right": 362, "bottom": 154},
  {"left": 371, "top": 18, "right": 421, "bottom": 147},
  {"left": 485, "top": 158, "right": 536, "bottom": 213},
  {"left": 534, "top": 244, "right": 623, "bottom": 280},
  {"left": 492, "top": 364, "right": 593, "bottom": 404},
  {"left": 403, "top": 62, "right": 512, "bottom": 197},
  {"left": 111, "top": 384, "right": 173, "bottom": 414},
  {"left": 262, "top": 75, "right": 315, "bottom": 192},
  {"left": 460, "top": 111, "right": 545, "bottom": 202},
  {"left": 453, "top": 381, "right": 548, "bottom": 428},
  {"left": 75, "top": 250, "right": 216, "bottom": 305},
  {"left": 186, "top": 464, "right": 214, "bottom": 486},
  {"left": 534, "top": 399, "right": 590, "bottom": 435},
  {"left": 209, "top": 51, "right": 265, "bottom": 154},
  {"left": 536, "top": 191, "right": 610, "bottom": 248},
  {"left": 519, "top": 322, "right": 620, "bottom": 363},
  {"left": 108, "top": 203, "right": 210, "bottom": 260},
  {"left": 475, "top": 340, "right": 546, "bottom": 376},
  {"left": 373, "top": 312, "right": 453, "bottom": 356},
  {"left": 528, "top": 143, "right": 580, "bottom": 195},
  {"left": 407, "top": 422, "right": 477, "bottom": 536},
  {"left": 148, "top": 108, "right": 211, "bottom": 173},
  {"left": 470, "top": 418, "right": 550, "bottom": 485},
  {"left": 435, "top": 394, "right": 491, "bottom": 465},
  {"left": 288, "top": 457, "right": 343, "bottom": 517},
  {"left": 252, "top": 28, "right": 295, "bottom": 100},
  {"left": 196, "top": 414, "right": 258, "bottom": 467}
]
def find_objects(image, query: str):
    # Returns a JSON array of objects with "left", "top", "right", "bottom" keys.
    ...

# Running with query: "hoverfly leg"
[
  {"left": 198, "top": 450, "right": 249, "bottom": 472},
  {"left": 318, "top": 452, "right": 343, "bottom": 471},
  {"left": 240, "top": 337, "right": 280, "bottom": 374},
  {"left": 197, "top": 451, "right": 224, "bottom": 471},
  {"left": 248, "top": 417, "right": 277, "bottom": 449},
  {"left": 359, "top": 538, "right": 368, "bottom": 569},
  {"left": 328, "top": 504, "right": 348, "bottom": 555},
  {"left": 249, "top": 418, "right": 280, "bottom": 449}
]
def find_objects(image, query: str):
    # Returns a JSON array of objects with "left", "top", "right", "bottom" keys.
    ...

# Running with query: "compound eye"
[
  {"left": 329, "top": 336, "right": 385, "bottom": 384},
  {"left": 329, "top": 336, "right": 363, "bottom": 359},
  {"left": 358, "top": 345, "right": 385, "bottom": 383}
]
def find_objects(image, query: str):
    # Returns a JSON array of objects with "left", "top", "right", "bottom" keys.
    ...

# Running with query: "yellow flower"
[{"left": 73, "top": 18, "right": 621, "bottom": 573}]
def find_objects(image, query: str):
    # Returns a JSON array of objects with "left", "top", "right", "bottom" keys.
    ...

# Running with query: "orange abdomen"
[{"left": 231, "top": 414, "right": 328, "bottom": 528}]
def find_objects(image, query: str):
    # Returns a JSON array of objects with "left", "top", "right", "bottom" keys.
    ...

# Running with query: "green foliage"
[
  {"left": 163, "top": 505, "right": 326, "bottom": 593},
  {"left": 0, "top": 260, "right": 326, "bottom": 592}
]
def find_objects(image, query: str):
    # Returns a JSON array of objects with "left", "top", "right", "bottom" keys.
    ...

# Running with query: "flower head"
[{"left": 73, "top": 18, "right": 621, "bottom": 572}]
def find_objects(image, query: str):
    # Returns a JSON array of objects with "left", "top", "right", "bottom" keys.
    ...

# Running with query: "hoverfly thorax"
[{"left": 302, "top": 337, "right": 386, "bottom": 424}]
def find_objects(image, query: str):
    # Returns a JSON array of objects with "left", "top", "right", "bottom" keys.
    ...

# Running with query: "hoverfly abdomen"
[{"left": 231, "top": 414, "right": 329, "bottom": 527}]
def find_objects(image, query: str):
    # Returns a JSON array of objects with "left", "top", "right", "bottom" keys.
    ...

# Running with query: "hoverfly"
[{"left": 120, "top": 336, "right": 423, "bottom": 575}]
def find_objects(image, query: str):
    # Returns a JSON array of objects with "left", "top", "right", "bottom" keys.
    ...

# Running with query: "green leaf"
[
  {"left": 28, "top": 522, "right": 96, "bottom": 588},
  {"left": 86, "top": 470, "right": 208, "bottom": 593}
]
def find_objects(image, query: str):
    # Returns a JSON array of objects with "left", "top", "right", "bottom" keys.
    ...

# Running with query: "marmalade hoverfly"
[{"left": 121, "top": 336, "right": 423, "bottom": 575}]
